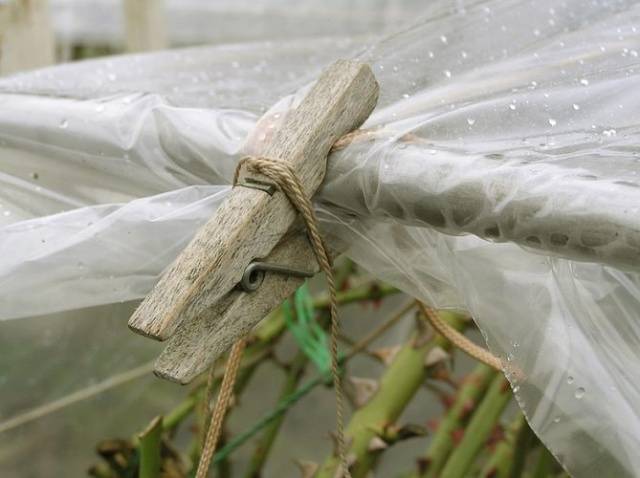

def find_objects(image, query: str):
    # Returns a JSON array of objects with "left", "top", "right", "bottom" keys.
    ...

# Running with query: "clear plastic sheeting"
[{"left": 2, "top": 0, "right": 640, "bottom": 476}]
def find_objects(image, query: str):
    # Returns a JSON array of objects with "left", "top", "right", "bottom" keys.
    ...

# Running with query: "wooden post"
[
  {"left": 0, "top": 0, "right": 55, "bottom": 76},
  {"left": 129, "top": 60, "right": 379, "bottom": 383},
  {"left": 122, "top": 0, "right": 168, "bottom": 52}
]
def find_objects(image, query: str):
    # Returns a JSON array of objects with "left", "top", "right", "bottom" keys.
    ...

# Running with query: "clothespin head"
[{"left": 128, "top": 59, "right": 379, "bottom": 383}]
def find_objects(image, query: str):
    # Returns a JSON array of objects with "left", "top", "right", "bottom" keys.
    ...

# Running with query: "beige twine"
[
  {"left": 417, "top": 301, "right": 502, "bottom": 371},
  {"left": 197, "top": 155, "right": 351, "bottom": 478},
  {"left": 196, "top": 339, "right": 246, "bottom": 478}
]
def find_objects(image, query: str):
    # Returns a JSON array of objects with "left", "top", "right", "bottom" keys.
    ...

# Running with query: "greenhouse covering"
[{"left": 2, "top": 0, "right": 640, "bottom": 476}]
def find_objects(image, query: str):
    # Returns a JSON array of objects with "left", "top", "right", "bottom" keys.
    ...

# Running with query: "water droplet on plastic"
[
  {"left": 467, "top": 118, "right": 476, "bottom": 125},
  {"left": 59, "top": 119, "right": 68, "bottom": 129},
  {"left": 95, "top": 104, "right": 105, "bottom": 113},
  {"left": 567, "top": 375, "right": 574, "bottom": 384},
  {"left": 572, "top": 103, "right": 580, "bottom": 110},
  {"left": 533, "top": 28, "right": 541, "bottom": 36},
  {"left": 443, "top": 70, "right": 452, "bottom": 78},
  {"left": 575, "top": 387, "right": 585, "bottom": 399},
  {"left": 548, "top": 118, "right": 557, "bottom": 126},
  {"left": 603, "top": 129, "right": 617, "bottom": 137},
  {"left": 428, "top": 51, "right": 435, "bottom": 59},
  {"left": 579, "top": 78, "right": 589, "bottom": 86},
  {"left": 402, "top": 93, "right": 410, "bottom": 99},
  {"left": 509, "top": 103, "right": 516, "bottom": 110},
  {"left": 392, "top": 65, "right": 399, "bottom": 72},
  {"left": 553, "top": 416, "right": 561, "bottom": 423},
  {"left": 440, "top": 35, "right": 448, "bottom": 44}
]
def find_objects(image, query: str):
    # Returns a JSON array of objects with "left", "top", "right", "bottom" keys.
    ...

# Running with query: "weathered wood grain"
[
  {"left": 129, "top": 60, "right": 379, "bottom": 341},
  {"left": 154, "top": 231, "right": 320, "bottom": 383}
]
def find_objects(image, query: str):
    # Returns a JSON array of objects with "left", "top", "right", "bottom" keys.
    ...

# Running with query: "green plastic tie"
[{"left": 283, "top": 282, "right": 331, "bottom": 374}]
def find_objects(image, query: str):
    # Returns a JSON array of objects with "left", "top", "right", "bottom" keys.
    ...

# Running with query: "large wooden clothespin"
[{"left": 128, "top": 60, "right": 379, "bottom": 384}]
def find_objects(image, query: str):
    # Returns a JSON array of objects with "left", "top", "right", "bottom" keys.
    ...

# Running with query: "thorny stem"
[
  {"left": 316, "top": 311, "right": 467, "bottom": 478},
  {"left": 418, "top": 363, "right": 497, "bottom": 478},
  {"left": 95, "top": 271, "right": 374, "bottom": 476},
  {"left": 479, "top": 413, "right": 526, "bottom": 478},
  {"left": 440, "top": 374, "right": 512, "bottom": 478},
  {"left": 208, "top": 303, "right": 415, "bottom": 466}
]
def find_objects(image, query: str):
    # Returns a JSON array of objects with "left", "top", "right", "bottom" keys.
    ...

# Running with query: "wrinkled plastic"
[{"left": 3, "top": 1, "right": 640, "bottom": 476}]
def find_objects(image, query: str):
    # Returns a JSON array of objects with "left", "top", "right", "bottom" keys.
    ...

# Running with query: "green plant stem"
[
  {"left": 531, "top": 445, "right": 556, "bottom": 478},
  {"left": 243, "top": 350, "right": 309, "bottom": 478},
  {"left": 169, "top": 271, "right": 397, "bottom": 474},
  {"left": 316, "top": 312, "right": 467, "bottom": 478},
  {"left": 138, "top": 416, "right": 163, "bottom": 478},
  {"left": 212, "top": 374, "right": 325, "bottom": 464},
  {"left": 163, "top": 393, "right": 200, "bottom": 432},
  {"left": 210, "top": 303, "right": 413, "bottom": 465},
  {"left": 419, "top": 363, "right": 497, "bottom": 478},
  {"left": 239, "top": 264, "right": 358, "bottom": 476},
  {"left": 509, "top": 417, "right": 537, "bottom": 478},
  {"left": 479, "top": 413, "right": 526, "bottom": 478},
  {"left": 314, "top": 282, "right": 399, "bottom": 309},
  {"left": 440, "top": 374, "right": 511, "bottom": 478}
]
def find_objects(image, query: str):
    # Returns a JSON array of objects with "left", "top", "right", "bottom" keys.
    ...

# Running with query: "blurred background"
[{"left": 0, "top": 0, "right": 423, "bottom": 74}]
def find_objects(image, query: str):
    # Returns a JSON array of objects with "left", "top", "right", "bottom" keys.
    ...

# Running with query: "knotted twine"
[{"left": 196, "top": 155, "right": 352, "bottom": 478}]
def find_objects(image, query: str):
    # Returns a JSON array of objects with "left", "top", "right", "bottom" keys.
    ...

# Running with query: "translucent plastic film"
[{"left": 3, "top": 1, "right": 640, "bottom": 476}]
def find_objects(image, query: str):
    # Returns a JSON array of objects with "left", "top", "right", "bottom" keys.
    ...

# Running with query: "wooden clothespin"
[{"left": 128, "top": 60, "right": 379, "bottom": 384}]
